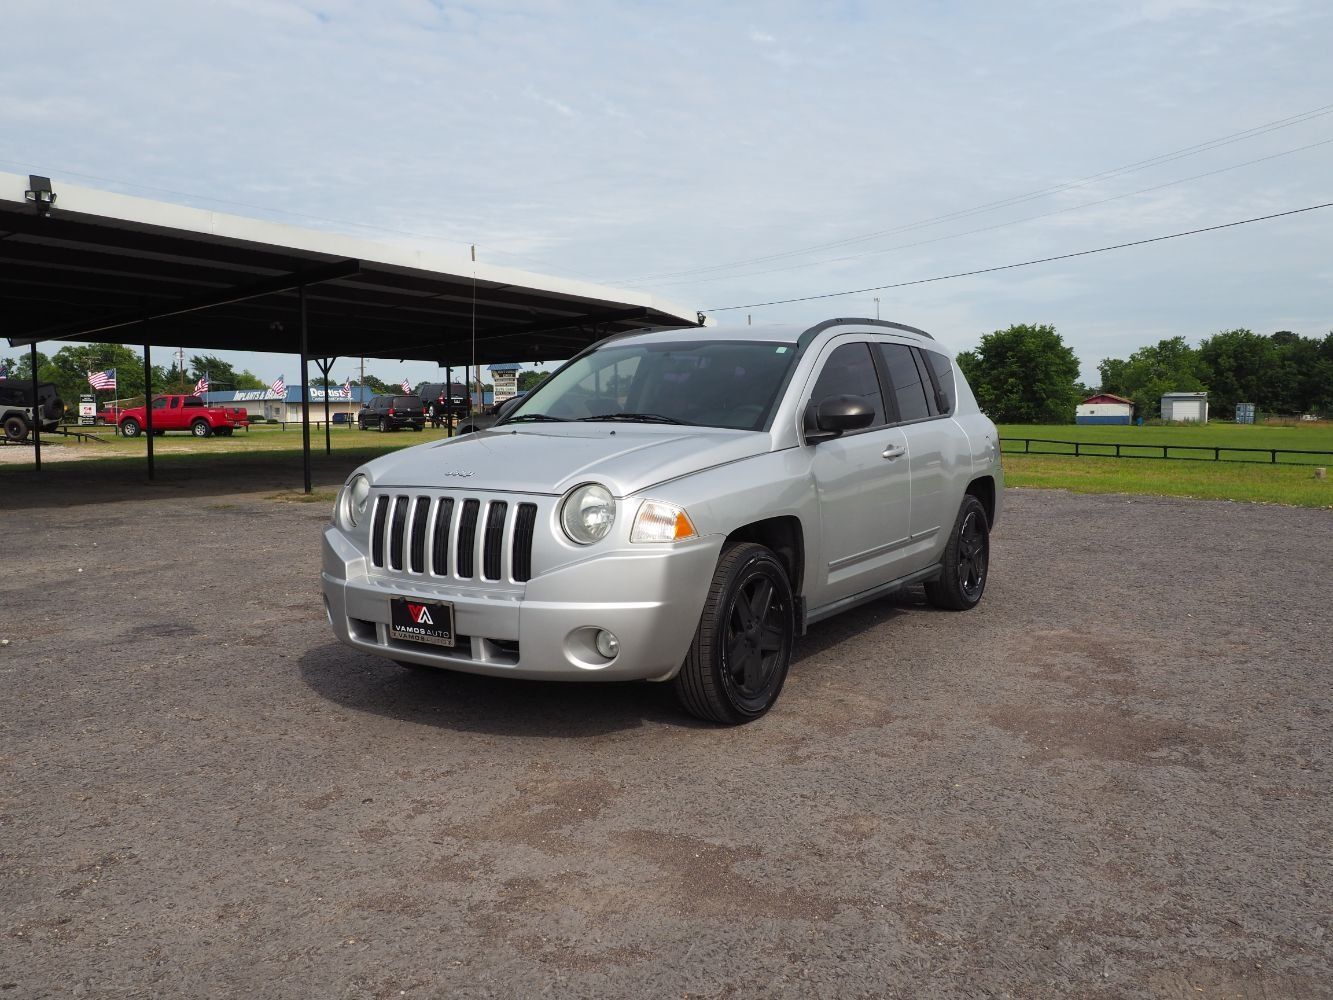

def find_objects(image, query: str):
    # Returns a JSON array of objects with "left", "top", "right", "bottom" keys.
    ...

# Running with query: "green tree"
[
  {"left": 355, "top": 375, "right": 394, "bottom": 394},
  {"left": 1097, "top": 336, "right": 1203, "bottom": 419},
  {"left": 37, "top": 344, "right": 172, "bottom": 410},
  {"left": 518, "top": 370, "right": 548, "bottom": 393},
  {"left": 954, "top": 323, "right": 1081, "bottom": 423},
  {"left": 1195, "top": 329, "right": 1274, "bottom": 419}
]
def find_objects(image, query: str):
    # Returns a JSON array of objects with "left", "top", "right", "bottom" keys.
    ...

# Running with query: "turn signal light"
[{"left": 631, "top": 501, "right": 698, "bottom": 543}]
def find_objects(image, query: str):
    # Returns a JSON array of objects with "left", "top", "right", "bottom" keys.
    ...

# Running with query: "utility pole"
[{"left": 874, "top": 297, "right": 880, "bottom": 320}]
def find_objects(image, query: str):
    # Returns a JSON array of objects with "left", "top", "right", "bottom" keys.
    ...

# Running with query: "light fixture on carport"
[{"left": 24, "top": 175, "right": 55, "bottom": 216}]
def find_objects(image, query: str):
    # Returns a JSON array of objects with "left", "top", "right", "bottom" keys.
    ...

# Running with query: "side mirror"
[
  {"left": 495, "top": 396, "right": 523, "bottom": 419},
  {"left": 805, "top": 395, "right": 875, "bottom": 442}
]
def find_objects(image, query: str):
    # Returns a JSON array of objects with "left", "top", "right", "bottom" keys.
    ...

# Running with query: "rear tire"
[
  {"left": 191, "top": 420, "right": 212, "bottom": 437},
  {"left": 3, "top": 414, "right": 29, "bottom": 442},
  {"left": 120, "top": 419, "right": 141, "bottom": 438},
  {"left": 673, "top": 542, "right": 794, "bottom": 725},
  {"left": 924, "top": 495, "right": 990, "bottom": 611}
]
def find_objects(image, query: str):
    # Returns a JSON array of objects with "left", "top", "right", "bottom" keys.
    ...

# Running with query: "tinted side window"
[
  {"left": 923, "top": 351, "right": 955, "bottom": 414},
  {"left": 809, "top": 343, "right": 886, "bottom": 427},
  {"left": 876, "top": 343, "right": 931, "bottom": 422}
]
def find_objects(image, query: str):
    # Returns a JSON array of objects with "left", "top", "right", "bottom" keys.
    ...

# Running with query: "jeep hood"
[{"left": 365, "top": 425, "right": 771, "bottom": 497}]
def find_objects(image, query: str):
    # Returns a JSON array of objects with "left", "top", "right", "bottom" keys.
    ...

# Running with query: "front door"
[{"left": 806, "top": 341, "right": 914, "bottom": 605}]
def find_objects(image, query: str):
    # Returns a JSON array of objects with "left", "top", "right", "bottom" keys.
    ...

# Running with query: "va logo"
[{"left": 406, "top": 603, "right": 434, "bottom": 626}]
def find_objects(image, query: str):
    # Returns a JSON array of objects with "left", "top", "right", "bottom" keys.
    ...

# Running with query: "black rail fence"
[{"left": 1001, "top": 437, "right": 1333, "bottom": 466}]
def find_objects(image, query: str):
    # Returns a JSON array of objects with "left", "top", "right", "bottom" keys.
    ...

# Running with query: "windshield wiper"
[
  {"left": 505, "top": 413, "right": 568, "bottom": 423},
  {"left": 579, "top": 412, "right": 688, "bottom": 425}
]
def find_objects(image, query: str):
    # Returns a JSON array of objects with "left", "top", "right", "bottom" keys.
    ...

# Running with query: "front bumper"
[{"left": 321, "top": 525, "right": 723, "bottom": 681}]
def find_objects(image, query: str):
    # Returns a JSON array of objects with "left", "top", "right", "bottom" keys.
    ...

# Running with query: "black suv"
[
  {"left": 416, "top": 382, "right": 472, "bottom": 423},
  {"left": 357, "top": 395, "right": 425, "bottom": 432}
]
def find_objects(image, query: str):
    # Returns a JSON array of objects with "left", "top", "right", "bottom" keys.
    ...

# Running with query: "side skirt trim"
[{"left": 803, "top": 564, "right": 942, "bottom": 628}]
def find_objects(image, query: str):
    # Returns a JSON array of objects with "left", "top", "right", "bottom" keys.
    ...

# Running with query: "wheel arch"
[
  {"left": 723, "top": 515, "right": 805, "bottom": 598},
  {"left": 966, "top": 475, "right": 996, "bottom": 528}
]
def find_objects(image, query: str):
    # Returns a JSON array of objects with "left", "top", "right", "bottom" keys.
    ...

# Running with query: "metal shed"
[{"left": 1161, "top": 392, "right": 1209, "bottom": 424}]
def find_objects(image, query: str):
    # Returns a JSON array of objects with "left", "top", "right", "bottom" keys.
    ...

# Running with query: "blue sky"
[{"left": 2, "top": 0, "right": 1331, "bottom": 386}]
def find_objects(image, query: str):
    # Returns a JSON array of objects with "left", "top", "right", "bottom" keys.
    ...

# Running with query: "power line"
[
  {"left": 705, "top": 201, "right": 1333, "bottom": 312},
  {"left": 653, "top": 136, "right": 1333, "bottom": 288},
  {"left": 618, "top": 102, "right": 1333, "bottom": 284}
]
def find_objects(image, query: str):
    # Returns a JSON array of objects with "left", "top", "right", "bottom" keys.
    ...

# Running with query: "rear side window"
[
  {"left": 876, "top": 343, "right": 931, "bottom": 422},
  {"left": 923, "top": 351, "right": 955, "bottom": 414},
  {"left": 809, "top": 343, "right": 886, "bottom": 427}
]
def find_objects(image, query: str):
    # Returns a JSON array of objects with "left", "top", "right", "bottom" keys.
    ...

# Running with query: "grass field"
[{"left": 999, "top": 422, "right": 1333, "bottom": 509}]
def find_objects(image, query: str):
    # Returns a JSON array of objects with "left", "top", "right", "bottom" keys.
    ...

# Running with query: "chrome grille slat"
[
  {"left": 371, "top": 495, "right": 389, "bottom": 567},
  {"left": 456, "top": 499, "right": 480, "bottom": 578},
  {"left": 409, "top": 496, "right": 431, "bottom": 573},
  {"left": 431, "top": 497, "right": 454, "bottom": 576},
  {"left": 388, "top": 496, "right": 409, "bottom": 570},
  {"left": 483, "top": 501, "right": 507, "bottom": 580},
  {"left": 513, "top": 503, "right": 537, "bottom": 582}
]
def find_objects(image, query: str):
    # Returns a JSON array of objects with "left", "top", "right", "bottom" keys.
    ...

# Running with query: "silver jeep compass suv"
[{"left": 322, "top": 318, "right": 1002, "bottom": 724}]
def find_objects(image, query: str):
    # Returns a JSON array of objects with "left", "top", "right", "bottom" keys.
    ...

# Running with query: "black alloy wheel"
[
  {"left": 924, "top": 494, "right": 990, "bottom": 610},
  {"left": 719, "top": 568, "right": 790, "bottom": 714},
  {"left": 674, "top": 542, "right": 795, "bottom": 724}
]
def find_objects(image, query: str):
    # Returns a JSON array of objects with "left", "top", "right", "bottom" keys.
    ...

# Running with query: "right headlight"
[
  {"left": 340, "top": 473, "right": 372, "bottom": 529},
  {"left": 559, "top": 483, "right": 616, "bottom": 545}
]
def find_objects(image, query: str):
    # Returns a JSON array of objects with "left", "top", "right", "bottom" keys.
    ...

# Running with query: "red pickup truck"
[{"left": 117, "top": 395, "right": 242, "bottom": 438}]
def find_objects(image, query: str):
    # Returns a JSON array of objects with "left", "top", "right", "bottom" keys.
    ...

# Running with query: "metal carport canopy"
[{"left": 0, "top": 170, "right": 702, "bottom": 364}]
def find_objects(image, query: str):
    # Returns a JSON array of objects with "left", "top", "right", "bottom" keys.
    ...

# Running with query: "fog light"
[{"left": 595, "top": 629, "right": 619, "bottom": 659}]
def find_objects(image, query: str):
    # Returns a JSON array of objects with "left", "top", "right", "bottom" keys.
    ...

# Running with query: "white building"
[
  {"left": 1160, "top": 392, "right": 1209, "bottom": 423},
  {"left": 203, "top": 386, "right": 374, "bottom": 423}
]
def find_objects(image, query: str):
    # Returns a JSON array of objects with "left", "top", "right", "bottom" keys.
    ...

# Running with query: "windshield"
[{"left": 506, "top": 340, "right": 798, "bottom": 431}]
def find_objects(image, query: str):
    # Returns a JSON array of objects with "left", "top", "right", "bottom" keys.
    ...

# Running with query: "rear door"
[
  {"left": 805, "top": 341, "right": 914, "bottom": 605},
  {"left": 874, "top": 343, "right": 965, "bottom": 563}
]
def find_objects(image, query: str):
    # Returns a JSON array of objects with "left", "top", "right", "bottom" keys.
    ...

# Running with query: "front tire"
[
  {"left": 674, "top": 542, "right": 794, "bottom": 725},
  {"left": 924, "top": 495, "right": 990, "bottom": 610},
  {"left": 120, "top": 418, "right": 141, "bottom": 438}
]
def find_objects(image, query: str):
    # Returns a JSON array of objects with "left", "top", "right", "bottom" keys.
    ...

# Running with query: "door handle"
[{"left": 882, "top": 445, "right": 906, "bottom": 460}]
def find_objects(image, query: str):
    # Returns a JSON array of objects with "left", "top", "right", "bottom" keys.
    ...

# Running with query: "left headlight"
[
  {"left": 339, "top": 473, "right": 372, "bottom": 529},
  {"left": 559, "top": 483, "right": 616, "bottom": 545}
]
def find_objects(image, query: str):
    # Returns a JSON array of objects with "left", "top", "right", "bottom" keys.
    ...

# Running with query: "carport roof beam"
[{"left": 7, "top": 258, "right": 362, "bottom": 346}]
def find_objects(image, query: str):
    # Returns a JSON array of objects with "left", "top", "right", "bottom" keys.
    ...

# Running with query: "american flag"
[
  {"left": 88, "top": 369, "right": 117, "bottom": 390},
  {"left": 342, "top": 379, "right": 352, "bottom": 398},
  {"left": 0, "top": 360, "right": 9, "bottom": 380},
  {"left": 401, "top": 378, "right": 413, "bottom": 394},
  {"left": 270, "top": 375, "right": 285, "bottom": 397},
  {"left": 194, "top": 375, "right": 209, "bottom": 394}
]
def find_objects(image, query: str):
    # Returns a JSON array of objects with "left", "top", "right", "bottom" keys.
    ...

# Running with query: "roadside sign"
[{"left": 79, "top": 393, "right": 96, "bottom": 425}]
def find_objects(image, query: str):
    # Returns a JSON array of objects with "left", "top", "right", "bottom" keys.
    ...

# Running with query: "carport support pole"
[
  {"left": 29, "top": 342, "right": 41, "bottom": 472},
  {"left": 143, "top": 340, "right": 155, "bottom": 481},
  {"left": 317, "top": 357, "right": 334, "bottom": 456},
  {"left": 299, "top": 284, "right": 312, "bottom": 494}
]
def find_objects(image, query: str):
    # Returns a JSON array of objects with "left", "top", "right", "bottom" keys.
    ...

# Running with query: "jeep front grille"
[{"left": 370, "top": 493, "right": 537, "bottom": 583}]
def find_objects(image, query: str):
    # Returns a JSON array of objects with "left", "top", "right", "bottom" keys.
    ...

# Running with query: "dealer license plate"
[{"left": 389, "top": 597, "right": 456, "bottom": 647}]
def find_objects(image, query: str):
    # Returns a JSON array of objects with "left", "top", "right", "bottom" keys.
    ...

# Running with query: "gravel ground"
[{"left": 1, "top": 472, "right": 1329, "bottom": 999}]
